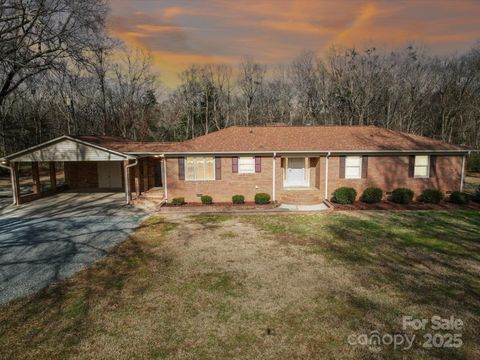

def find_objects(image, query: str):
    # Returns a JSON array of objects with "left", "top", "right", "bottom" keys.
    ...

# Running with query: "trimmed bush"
[
  {"left": 472, "top": 187, "right": 480, "bottom": 203},
  {"left": 254, "top": 193, "right": 270, "bottom": 204},
  {"left": 201, "top": 195, "right": 213, "bottom": 205},
  {"left": 232, "top": 195, "right": 245, "bottom": 204},
  {"left": 390, "top": 188, "right": 414, "bottom": 204},
  {"left": 420, "top": 189, "right": 444, "bottom": 204},
  {"left": 449, "top": 191, "right": 470, "bottom": 205},
  {"left": 361, "top": 187, "right": 383, "bottom": 204},
  {"left": 332, "top": 187, "right": 357, "bottom": 204},
  {"left": 171, "top": 197, "right": 185, "bottom": 206}
]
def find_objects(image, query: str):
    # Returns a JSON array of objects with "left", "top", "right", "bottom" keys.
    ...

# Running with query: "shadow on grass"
[{"left": 0, "top": 216, "right": 177, "bottom": 360}]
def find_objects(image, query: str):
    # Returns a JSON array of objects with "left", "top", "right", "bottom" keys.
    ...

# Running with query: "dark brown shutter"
[
  {"left": 362, "top": 156, "right": 368, "bottom": 178},
  {"left": 215, "top": 157, "right": 221, "bottom": 180},
  {"left": 281, "top": 158, "right": 285, "bottom": 168},
  {"left": 339, "top": 156, "right": 346, "bottom": 179},
  {"left": 429, "top": 155, "right": 437, "bottom": 177},
  {"left": 255, "top": 156, "right": 261, "bottom": 173},
  {"left": 178, "top": 157, "right": 185, "bottom": 180},
  {"left": 408, "top": 155, "right": 415, "bottom": 178},
  {"left": 232, "top": 157, "right": 238, "bottom": 173}
]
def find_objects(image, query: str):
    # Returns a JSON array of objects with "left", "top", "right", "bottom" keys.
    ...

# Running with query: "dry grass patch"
[{"left": 1, "top": 211, "right": 479, "bottom": 359}]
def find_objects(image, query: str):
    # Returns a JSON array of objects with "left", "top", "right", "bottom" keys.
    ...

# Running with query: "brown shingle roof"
[
  {"left": 171, "top": 126, "right": 465, "bottom": 152},
  {"left": 73, "top": 135, "right": 177, "bottom": 153},
  {"left": 74, "top": 126, "right": 466, "bottom": 155}
]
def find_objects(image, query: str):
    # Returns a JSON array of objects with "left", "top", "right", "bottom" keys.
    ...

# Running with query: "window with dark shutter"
[
  {"left": 232, "top": 157, "right": 238, "bottom": 173},
  {"left": 362, "top": 156, "right": 368, "bottom": 178},
  {"left": 215, "top": 157, "right": 222, "bottom": 180},
  {"left": 178, "top": 157, "right": 185, "bottom": 180},
  {"left": 339, "top": 156, "right": 346, "bottom": 179},
  {"left": 255, "top": 156, "right": 261, "bottom": 173}
]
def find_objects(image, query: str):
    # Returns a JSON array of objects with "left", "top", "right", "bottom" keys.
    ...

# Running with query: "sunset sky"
[{"left": 109, "top": 0, "right": 480, "bottom": 87}]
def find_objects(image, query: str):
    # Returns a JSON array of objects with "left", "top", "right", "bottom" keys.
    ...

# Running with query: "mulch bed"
[
  {"left": 332, "top": 200, "right": 480, "bottom": 211},
  {"left": 161, "top": 201, "right": 279, "bottom": 212}
]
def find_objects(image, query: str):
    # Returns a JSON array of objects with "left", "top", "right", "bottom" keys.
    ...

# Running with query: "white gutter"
[
  {"left": 324, "top": 152, "right": 331, "bottom": 200},
  {"left": 124, "top": 158, "right": 138, "bottom": 204},
  {"left": 0, "top": 161, "right": 17, "bottom": 205},
  {"left": 127, "top": 149, "right": 471, "bottom": 156},
  {"left": 460, "top": 152, "right": 469, "bottom": 192},
  {"left": 272, "top": 151, "right": 276, "bottom": 202},
  {"left": 162, "top": 155, "right": 168, "bottom": 200}
]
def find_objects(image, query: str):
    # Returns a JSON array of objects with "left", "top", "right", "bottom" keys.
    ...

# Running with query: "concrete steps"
[{"left": 280, "top": 189, "right": 323, "bottom": 205}]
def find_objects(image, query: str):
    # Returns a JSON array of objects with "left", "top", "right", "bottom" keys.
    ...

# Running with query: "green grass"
[{"left": 1, "top": 211, "right": 479, "bottom": 359}]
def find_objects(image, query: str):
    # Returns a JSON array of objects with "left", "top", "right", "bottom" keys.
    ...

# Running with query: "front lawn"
[{"left": 1, "top": 211, "right": 479, "bottom": 359}]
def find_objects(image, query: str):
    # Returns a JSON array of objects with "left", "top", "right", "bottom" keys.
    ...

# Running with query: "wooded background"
[{"left": 1, "top": 0, "right": 480, "bottom": 161}]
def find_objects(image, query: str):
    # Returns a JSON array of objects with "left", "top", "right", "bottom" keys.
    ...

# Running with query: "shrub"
[
  {"left": 361, "top": 187, "right": 383, "bottom": 203},
  {"left": 232, "top": 195, "right": 245, "bottom": 204},
  {"left": 449, "top": 191, "right": 470, "bottom": 205},
  {"left": 420, "top": 189, "right": 444, "bottom": 204},
  {"left": 201, "top": 195, "right": 213, "bottom": 205},
  {"left": 472, "top": 187, "right": 480, "bottom": 203},
  {"left": 390, "top": 188, "right": 414, "bottom": 204},
  {"left": 171, "top": 197, "right": 185, "bottom": 206},
  {"left": 254, "top": 193, "right": 270, "bottom": 204},
  {"left": 332, "top": 187, "right": 357, "bottom": 204},
  {"left": 467, "top": 153, "right": 480, "bottom": 172}
]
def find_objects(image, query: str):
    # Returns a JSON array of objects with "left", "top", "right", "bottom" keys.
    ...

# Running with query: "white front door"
[
  {"left": 285, "top": 158, "right": 308, "bottom": 187},
  {"left": 98, "top": 162, "right": 122, "bottom": 189}
]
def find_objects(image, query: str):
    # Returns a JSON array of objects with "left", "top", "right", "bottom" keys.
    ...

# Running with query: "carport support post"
[
  {"left": 143, "top": 159, "right": 149, "bottom": 192},
  {"left": 11, "top": 162, "right": 21, "bottom": 205},
  {"left": 134, "top": 163, "right": 141, "bottom": 198},
  {"left": 31, "top": 162, "right": 41, "bottom": 194},
  {"left": 49, "top": 162, "right": 56, "bottom": 191}
]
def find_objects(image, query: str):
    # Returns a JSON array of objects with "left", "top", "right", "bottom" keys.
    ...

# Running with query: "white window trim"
[
  {"left": 414, "top": 155, "right": 430, "bottom": 179},
  {"left": 185, "top": 157, "right": 216, "bottom": 181},
  {"left": 345, "top": 156, "right": 362, "bottom": 179},
  {"left": 238, "top": 156, "right": 255, "bottom": 174}
]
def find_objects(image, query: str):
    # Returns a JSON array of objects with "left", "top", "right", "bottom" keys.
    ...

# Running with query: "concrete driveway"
[{"left": 0, "top": 192, "right": 147, "bottom": 304}]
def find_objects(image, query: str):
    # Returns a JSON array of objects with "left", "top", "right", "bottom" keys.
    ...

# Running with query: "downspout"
[
  {"left": 124, "top": 158, "right": 138, "bottom": 204},
  {"left": 324, "top": 152, "right": 331, "bottom": 200},
  {"left": 460, "top": 152, "right": 469, "bottom": 192},
  {"left": 272, "top": 152, "right": 276, "bottom": 202},
  {"left": 162, "top": 155, "right": 168, "bottom": 201},
  {"left": 0, "top": 161, "right": 17, "bottom": 205}
]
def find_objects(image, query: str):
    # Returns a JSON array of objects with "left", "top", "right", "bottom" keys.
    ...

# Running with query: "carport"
[{"left": 0, "top": 136, "right": 137, "bottom": 205}]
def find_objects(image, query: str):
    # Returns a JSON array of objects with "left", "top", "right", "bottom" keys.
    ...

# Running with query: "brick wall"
[
  {"left": 64, "top": 161, "right": 98, "bottom": 188},
  {"left": 164, "top": 154, "right": 464, "bottom": 203},
  {"left": 321, "top": 155, "right": 463, "bottom": 200},
  {"left": 166, "top": 156, "right": 276, "bottom": 203}
]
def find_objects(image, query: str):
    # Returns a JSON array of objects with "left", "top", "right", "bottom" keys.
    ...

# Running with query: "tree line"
[{"left": 1, "top": 0, "right": 480, "bottom": 158}]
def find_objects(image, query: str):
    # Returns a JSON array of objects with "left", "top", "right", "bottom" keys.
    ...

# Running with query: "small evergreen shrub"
[
  {"left": 472, "top": 187, "right": 480, "bottom": 203},
  {"left": 254, "top": 193, "right": 270, "bottom": 204},
  {"left": 420, "top": 189, "right": 444, "bottom": 204},
  {"left": 332, "top": 187, "right": 357, "bottom": 204},
  {"left": 171, "top": 197, "right": 185, "bottom": 206},
  {"left": 449, "top": 191, "right": 470, "bottom": 205},
  {"left": 232, "top": 195, "right": 245, "bottom": 204},
  {"left": 201, "top": 195, "right": 213, "bottom": 205},
  {"left": 390, "top": 188, "right": 414, "bottom": 204},
  {"left": 361, "top": 187, "right": 383, "bottom": 203}
]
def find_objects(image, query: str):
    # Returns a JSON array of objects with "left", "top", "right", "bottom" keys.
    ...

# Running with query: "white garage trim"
[{"left": 3, "top": 136, "right": 131, "bottom": 162}]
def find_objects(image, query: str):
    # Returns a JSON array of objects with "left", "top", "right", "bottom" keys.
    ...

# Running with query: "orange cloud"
[{"left": 108, "top": 0, "right": 480, "bottom": 86}]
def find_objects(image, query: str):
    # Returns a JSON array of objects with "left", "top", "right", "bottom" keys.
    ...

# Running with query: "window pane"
[
  {"left": 238, "top": 157, "right": 255, "bottom": 173},
  {"left": 186, "top": 158, "right": 195, "bottom": 180},
  {"left": 415, "top": 155, "right": 429, "bottom": 166},
  {"left": 205, "top": 158, "right": 215, "bottom": 180},
  {"left": 345, "top": 166, "right": 361, "bottom": 178},
  {"left": 196, "top": 157, "right": 205, "bottom": 180},
  {"left": 414, "top": 166, "right": 428, "bottom": 177},
  {"left": 345, "top": 156, "right": 361, "bottom": 167}
]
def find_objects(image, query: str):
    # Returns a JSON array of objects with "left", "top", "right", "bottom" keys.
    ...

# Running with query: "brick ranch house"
[{"left": 0, "top": 125, "right": 471, "bottom": 206}]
